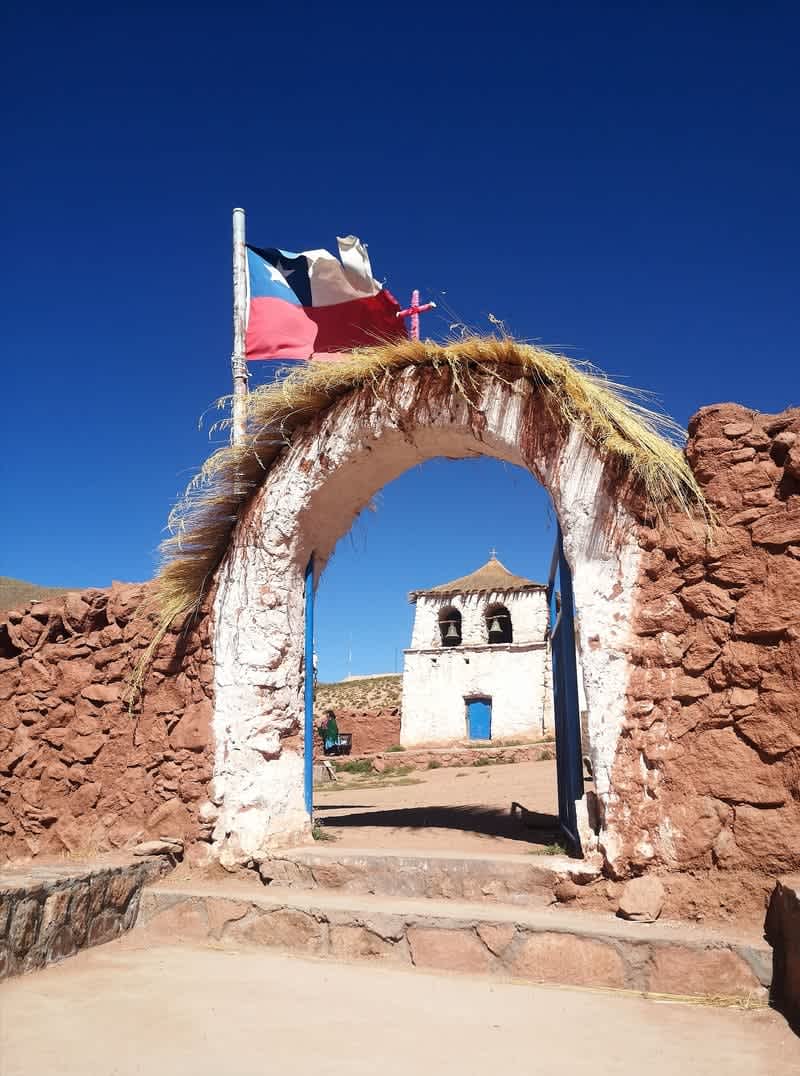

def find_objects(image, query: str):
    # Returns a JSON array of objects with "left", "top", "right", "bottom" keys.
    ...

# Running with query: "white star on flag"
[{"left": 267, "top": 263, "right": 291, "bottom": 289}]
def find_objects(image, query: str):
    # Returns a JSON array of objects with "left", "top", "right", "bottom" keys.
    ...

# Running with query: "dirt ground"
[
  {"left": 314, "top": 758, "right": 567, "bottom": 853},
  {"left": 312, "top": 758, "right": 784, "bottom": 926},
  {"left": 1, "top": 941, "right": 795, "bottom": 1076}
]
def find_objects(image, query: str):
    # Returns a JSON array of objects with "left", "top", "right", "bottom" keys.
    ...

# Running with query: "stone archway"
[{"left": 210, "top": 364, "right": 642, "bottom": 869}]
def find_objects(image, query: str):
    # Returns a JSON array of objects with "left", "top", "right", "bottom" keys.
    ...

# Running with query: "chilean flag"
[{"left": 245, "top": 236, "right": 406, "bottom": 364}]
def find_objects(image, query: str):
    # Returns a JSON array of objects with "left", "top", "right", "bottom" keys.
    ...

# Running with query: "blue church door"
[{"left": 467, "top": 697, "right": 492, "bottom": 740}]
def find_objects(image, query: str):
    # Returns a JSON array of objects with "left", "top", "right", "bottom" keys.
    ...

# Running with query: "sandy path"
[
  {"left": 315, "top": 758, "right": 564, "bottom": 854},
  {"left": 1, "top": 942, "right": 795, "bottom": 1076}
]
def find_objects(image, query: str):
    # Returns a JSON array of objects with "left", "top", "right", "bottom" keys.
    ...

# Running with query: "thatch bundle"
[{"left": 156, "top": 336, "right": 708, "bottom": 629}]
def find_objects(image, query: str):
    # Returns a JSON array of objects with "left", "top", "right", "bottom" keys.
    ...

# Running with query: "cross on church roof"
[{"left": 489, "top": 547, "right": 497, "bottom": 559}]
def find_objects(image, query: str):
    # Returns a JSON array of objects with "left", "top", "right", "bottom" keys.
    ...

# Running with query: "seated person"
[{"left": 320, "top": 710, "right": 339, "bottom": 752}]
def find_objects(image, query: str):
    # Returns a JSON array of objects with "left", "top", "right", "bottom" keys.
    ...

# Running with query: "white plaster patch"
[{"left": 548, "top": 427, "right": 641, "bottom": 858}]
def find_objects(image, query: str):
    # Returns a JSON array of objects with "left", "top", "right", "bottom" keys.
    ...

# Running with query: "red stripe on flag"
[
  {"left": 246, "top": 296, "right": 317, "bottom": 360},
  {"left": 305, "top": 290, "right": 407, "bottom": 352}
]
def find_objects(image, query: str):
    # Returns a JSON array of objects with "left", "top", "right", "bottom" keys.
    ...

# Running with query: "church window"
[
  {"left": 438, "top": 606, "right": 462, "bottom": 647},
  {"left": 485, "top": 603, "right": 513, "bottom": 644}
]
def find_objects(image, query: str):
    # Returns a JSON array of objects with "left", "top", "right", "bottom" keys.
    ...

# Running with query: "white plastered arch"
[{"left": 210, "top": 368, "right": 641, "bottom": 868}]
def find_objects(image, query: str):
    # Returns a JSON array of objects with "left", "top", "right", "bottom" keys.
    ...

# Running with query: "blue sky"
[{"left": 2, "top": 5, "right": 798, "bottom": 679}]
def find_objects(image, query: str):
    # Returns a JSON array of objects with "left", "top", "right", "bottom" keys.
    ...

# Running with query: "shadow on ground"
[{"left": 314, "top": 803, "right": 561, "bottom": 845}]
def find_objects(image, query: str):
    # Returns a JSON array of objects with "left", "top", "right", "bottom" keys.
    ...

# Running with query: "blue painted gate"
[
  {"left": 304, "top": 556, "right": 315, "bottom": 816},
  {"left": 467, "top": 697, "right": 492, "bottom": 740},
  {"left": 546, "top": 527, "right": 584, "bottom": 854}
]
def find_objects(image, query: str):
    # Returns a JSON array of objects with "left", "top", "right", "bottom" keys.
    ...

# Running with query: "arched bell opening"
[
  {"left": 484, "top": 602, "right": 513, "bottom": 644},
  {"left": 438, "top": 605, "right": 462, "bottom": 647}
]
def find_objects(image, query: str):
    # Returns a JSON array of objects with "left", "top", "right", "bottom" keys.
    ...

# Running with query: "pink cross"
[{"left": 397, "top": 288, "right": 436, "bottom": 341}]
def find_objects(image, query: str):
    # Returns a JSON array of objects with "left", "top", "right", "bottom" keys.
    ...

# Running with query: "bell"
[
  {"left": 445, "top": 622, "right": 459, "bottom": 639},
  {"left": 489, "top": 618, "right": 503, "bottom": 636}
]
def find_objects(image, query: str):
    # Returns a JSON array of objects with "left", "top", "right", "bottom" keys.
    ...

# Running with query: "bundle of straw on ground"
[{"left": 154, "top": 336, "right": 709, "bottom": 635}]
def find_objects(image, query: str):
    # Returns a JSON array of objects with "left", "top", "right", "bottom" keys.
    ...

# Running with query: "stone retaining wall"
[
  {"left": 0, "top": 584, "right": 214, "bottom": 864},
  {"left": 0, "top": 854, "right": 169, "bottom": 979},
  {"left": 350, "top": 741, "right": 554, "bottom": 772},
  {"left": 611, "top": 404, "right": 800, "bottom": 874}
]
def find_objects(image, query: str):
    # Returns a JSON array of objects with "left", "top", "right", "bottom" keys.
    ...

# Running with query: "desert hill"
[
  {"left": 314, "top": 674, "right": 402, "bottom": 719},
  {"left": 0, "top": 576, "right": 69, "bottom": 613}
]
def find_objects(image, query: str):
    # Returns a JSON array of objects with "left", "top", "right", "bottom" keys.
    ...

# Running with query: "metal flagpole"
[{"left": 231, "top": 207, "right": 248, "bottom": 446}]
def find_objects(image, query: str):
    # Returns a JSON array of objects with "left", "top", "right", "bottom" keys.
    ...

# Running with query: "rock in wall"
[
  {"left": 0, "top": 583, "right": 213, "bottom": 864},
  {"left": 613, "top": 404, "right": 800, "bottom": 874}
]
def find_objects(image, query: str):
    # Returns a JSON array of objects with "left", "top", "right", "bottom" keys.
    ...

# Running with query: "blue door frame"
[
  {"left": 304, "top": 556, "right": 315, "bottom": 817},
  {"left": 546, "top": 527, "right": 584, "bottom": 854},
  {"left": 466, "top": 697, "right": 492, "bottom": 740}
]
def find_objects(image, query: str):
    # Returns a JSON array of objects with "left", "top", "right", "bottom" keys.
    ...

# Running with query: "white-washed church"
[{"left": 401, "top": 554, "right": 554, "bottom": 746}]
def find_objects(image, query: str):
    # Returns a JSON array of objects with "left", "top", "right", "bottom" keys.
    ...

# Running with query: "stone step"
[
  {"left": 136, "top": 879, "right": 772, "bottom": 1002},
  {"left": 257, "top": 846, "right": 600, "bottom": 906}
]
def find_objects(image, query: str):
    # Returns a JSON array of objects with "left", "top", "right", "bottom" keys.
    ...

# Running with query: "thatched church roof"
[{"left": 411, "top": 555, "right": 545, "bottom": 601}]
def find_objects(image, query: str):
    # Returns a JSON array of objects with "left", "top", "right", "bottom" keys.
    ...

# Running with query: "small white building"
[{"left": 401, "top": 555, "right": 553, "bottom": 746}]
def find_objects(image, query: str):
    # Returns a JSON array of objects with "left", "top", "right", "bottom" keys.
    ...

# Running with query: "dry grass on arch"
[{"left": 143, "top": 336, "right": 709, "bottom": 677}]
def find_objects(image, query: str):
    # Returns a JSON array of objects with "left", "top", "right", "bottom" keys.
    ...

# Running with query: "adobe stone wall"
[
  {"left": 0, "top": 583, "right": 214, "bottom": 865},
  {"left": 2, "top": 396, "right": 799, "bottom": 884},
  {"left": 612, "top": 404, "right": 800, "bottom": 875}
]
